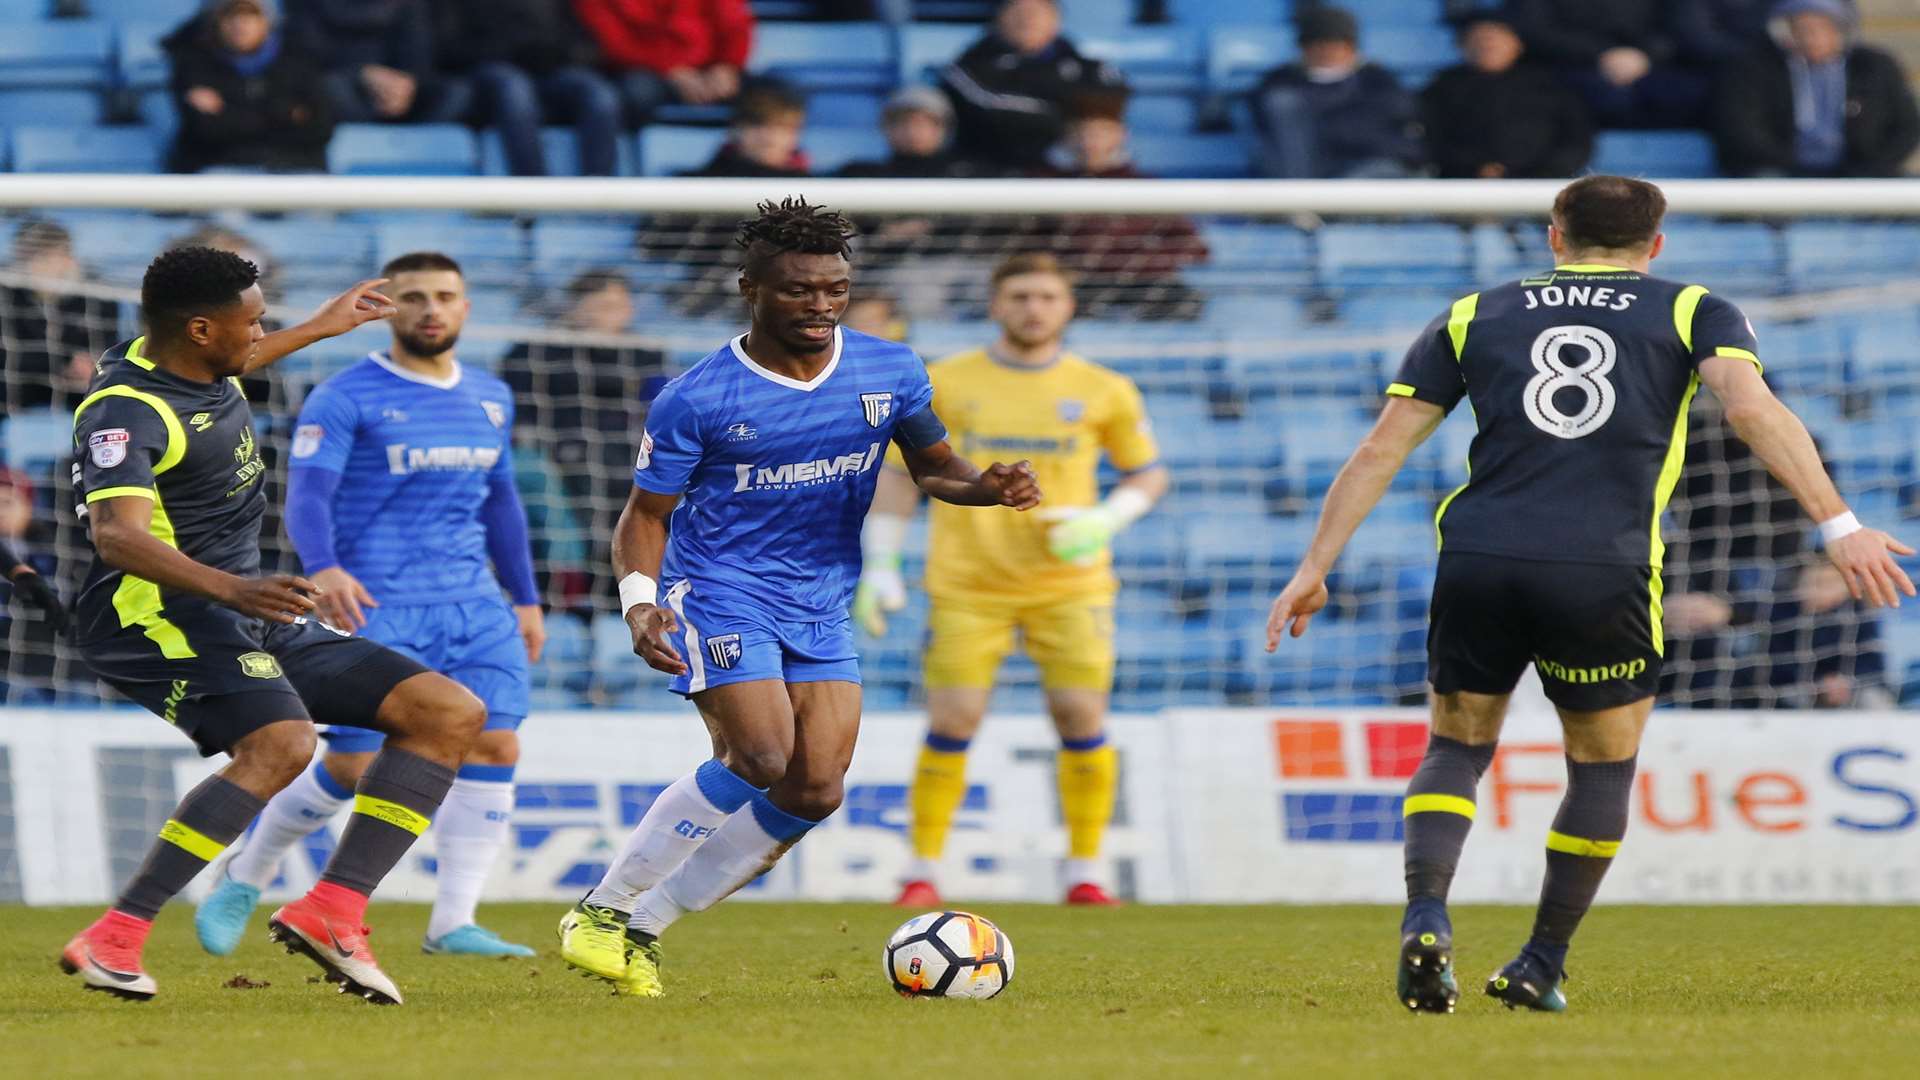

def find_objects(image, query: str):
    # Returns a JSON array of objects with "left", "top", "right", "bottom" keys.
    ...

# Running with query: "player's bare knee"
[
  {"left": 780, "top": 776, "right": 845, "bottom": 820},
  {"left": 464, "top": 728, "right": 520, "bottom": 767},
  {"left": 380, "top": 673, "right": 485, "bottom": 754},
  {"left": 235, "top": 721, "right": 318, "bottom": 790},
  {"left": 726, "top": 746, "right": 790, "bottom": 789}
]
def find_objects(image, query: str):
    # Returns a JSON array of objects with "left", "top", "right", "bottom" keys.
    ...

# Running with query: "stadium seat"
[
  {"left": 905, "top": 0, "right": 994, "bottom": 20},
  {"left": 86, "top": 0, "right": 199, "bottom": 22},
  {"left": 116, "top": 23, "right": 171, "bottom": 91},
  {"left": 1127, "top": 92, "right": 1199, "bottom": 132},
  {"left": 897, "top": 23, "right": 979, "bottom": 84},
  {"left": 1363, "top": 25, "right": 1455, "bottom": 84},
  {"left": 807, "top": 90, "right": 886, "bottom": 131},
  {"left": 328, "top": 123, "right": 478, "bottom": 175},
  {"left": 1197, "top": 221, "right": 1313, "bottom": 274},
  {"left": 0, "top": 409, "right": 73, "bottom": 471},
  {"left": 478, "top": 127, "right": 635, "bottom": 177},
  {"left": 1060, "top": 3, "right": 1141, "bottom": 36},
  {"left": 530, "top": 217, "right": 642, "bottom": 276},
  {"left": 373, "top": 219, "right": 526, "bottom": 279},
  {"left": 1075, "top": 27, "right": 1206, "bottom": 95},
  {"left": 1470, "top": 222, "right": 1524, "bottom": 282},
  {"left": 234, "top": 215, "right": 377, "bottom": 280},
  {"left": 138, "top": 88, "right": 178, "bottom": 147},
  {"left": 636, "top": 125, "right": 728, "bottom": 176},
  {"left": 1317, "top": 223, "right": 1471, "bottom": 288},
  {"left": 1847, "top": 308, "right": 1920, "bottom": 391},
  {"left": 1130, "top": 132, "right": 1251, "bottom": 178},
  {"left": 1784, "top": 221, "right": 1920, "bottom": 289},
  {"left": 801, "top": 126, "right": 890, "bottom": 173},
  {"left": 1652, "top": 218, "right": 1780, "bottom": 293},
  {"left": 1751, "top": 318, "right": 1847, "bottom": 395},
  {"left": 749, "top": 22, "right": 896, "bottom": 92},
  {"left": 0, "top": 88, "right": 101, "bottom": 126},
  {"left": 10, "top": 125, "right": 161, "bottom": 172},
  {"left": 1591, "top": 130, "right": 1720, "bottom": 179},
  {"left": 1168, "top": 0, "right": 1292, "bottom": 27},
  {"left": 56, "top": 211, "right": 186, "bottom": 273},
  {"left": 1206, "top": 26, "right": 1296, "bottom": 94},
  {"left": 0, "top": 20, "right": 113, "bottom": 89}
]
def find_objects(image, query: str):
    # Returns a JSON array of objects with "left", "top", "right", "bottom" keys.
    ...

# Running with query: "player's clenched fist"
[
  {"left": 626, "top": 603, "right": 689, "bottom": 675},
  {"left": 222, "top": 573, "right": 319, "bottom": 624},
  {"left": 982, "top": 460, "right": 1042, "bottom": 510}
]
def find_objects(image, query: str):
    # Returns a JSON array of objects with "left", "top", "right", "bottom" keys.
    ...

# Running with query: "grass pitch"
[{"left": 2, "top": 902, "right": 1913, "bottom": 1079}]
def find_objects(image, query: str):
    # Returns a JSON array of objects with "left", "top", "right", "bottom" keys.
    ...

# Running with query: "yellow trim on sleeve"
[
  {"left": 157, "top": 818, "right": 227, "bottom": 861},
  {"left": 1673, "top": 285, "right": 1709, "bottom": 353},
  {"left": 123, "top": 336, "right": 155, "bottom": 370},
  {"left": 107, "top": 491, "right": 196, "bottom": 658},
  {"left": 74, "top": 384, "right": 188, "bottom": 475},
  {"left": 85, "top": 486, "right": 156, "bottom": 503},
  {"left": 353, "top": 794, "right": 432, "bottom": 836},
  {"left": 1545, "top": 830, "right": 1622, "bottom": 859},
  {"left": 1385, "top": 382, "right": 1417, "bottom": 398},
  {"left": 1445, "top": 293, "right": 1480, "bottom": 361},
  {"left": 1714, "top": 345, "right": 1762, "bottom": 372},
  {"left": 1403, "top": 793, "right": 1477, "bottom": 820}
]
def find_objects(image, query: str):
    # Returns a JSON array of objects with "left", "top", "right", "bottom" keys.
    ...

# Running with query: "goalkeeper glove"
[
  {"left": 853, "top": 557, "right": 908, "bottom": 638},
  {"left": 1045, "top": 487, "right": 1156, "bottom": 567},
  {"left": 8, "top": 565, "right": 69, "bottom": 634}
]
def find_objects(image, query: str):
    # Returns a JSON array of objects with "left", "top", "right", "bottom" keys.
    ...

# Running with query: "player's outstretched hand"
[
  {"left": 309, "top": 565, "right": 377, "bottom": 631},
  {"left": 982, "top": 461, "right": 1041, "bottom": 511},
  {"left": 7, "top": 566, "right": 68, "bottom": 634},
  {"left": 307, "top": 278, "right": 397, "bottom": 339},
  {"left": 1826, "top": 527, "right": 1918, "bottom": 609},
  {"left": 1265, "top": 573, "right": 1330, "bottom": 651},
  {"left": 626, "top": 603, "right": 688, "bottom": 676},
  {"left": 223, "top": 574, "right": 319, "bottom": 625}
]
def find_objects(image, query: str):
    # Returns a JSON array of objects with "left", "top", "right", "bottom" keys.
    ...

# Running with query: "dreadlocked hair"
[{"left": 736, "top": 196, "right": 855, "bottom": 280}]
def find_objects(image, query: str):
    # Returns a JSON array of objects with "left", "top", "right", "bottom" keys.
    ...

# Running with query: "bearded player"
[
  {"left": 858, "top": 252, "right": 1167, "bottom": 907},
  {"left": 196, "top": 253, "right": 544, "bottom": 959},
  {"left": 555, "top": 198, "right": 1041, "bottom": 998}
]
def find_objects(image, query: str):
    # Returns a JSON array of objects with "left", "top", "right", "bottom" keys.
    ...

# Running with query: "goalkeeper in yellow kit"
[{"left": 856, "top": 253, "right": 1168, "bottom": 905}]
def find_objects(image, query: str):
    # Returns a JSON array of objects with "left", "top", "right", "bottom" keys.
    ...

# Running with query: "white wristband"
[
  {"left": 1819, "top": 511, "right": 1863, "bottom": 544},
  {"left": 618, "top": 572, "right": 659, "bottom": 614},
  {"left": 1101, "top": 486, "right": 1155, "bottom": 530}
]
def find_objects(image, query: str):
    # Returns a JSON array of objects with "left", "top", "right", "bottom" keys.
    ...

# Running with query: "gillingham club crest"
[
  {"left": 706, "top": 634, "right": 743, "bottom": 670},
  {"left": 860, "top": 392, "right": 893, "bottom": 428}
]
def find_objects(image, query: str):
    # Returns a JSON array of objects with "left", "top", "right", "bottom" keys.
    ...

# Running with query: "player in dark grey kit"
[
  {"left": 1265, "top": 177, "right": 1914, "bottom": 1014},
  {"left": 59, "top": 247, "right": 486, "bottom": 1006}
]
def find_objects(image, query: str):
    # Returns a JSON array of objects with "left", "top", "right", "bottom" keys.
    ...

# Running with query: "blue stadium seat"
[
  {"left": 1128, "top": 92, "right": 1198, "bottom": 132},
  {"left": 637, "top": 125, "right": 728, "bottom": 176},
  {"left": 1363, "top": 25, "right": 1455, "bottom": 84},
  {"left": 56, "top": 211, "right": 186, "bottom": 272},
  {"left": 0, "top": 21, "right": 113, "bottom": 89},
  {"left": 1751, "top": 318, "right": 1847, "bottom": 395},
  {"left": 479, "top": 127, "right": 635, "bottom": 177},
  {"left": 1847, "top": 309, "right": 1920, "bottom": 392},
  {"left": 750, "top": 22, "right": 895, "bottom": 92},
  {"left": 1207, "top": 26, "right": 1295, "bottom": 94},
  {"left": 1196, "top": 221, "right": 1313, "bottom": 276},
  {"left": 0, "top": 88, "right": 100, "bottom": 126},
  {"left": 234, "top": 216, "right": 377, "bottom": 280},
  {"left": 1317, "top": 223, "right": 1470, "bottom": 288},
  {"left": 1130, "top": 132, "right": 1250, "bottom": 178},
  {"left": 1338, "top": 291, "right": 1454, "bottom": 330},
  {"left": 138, "top": 88, "right": 178, "bottom": 146},
  {"left": 530, "top": 217, "right": 641, "bottom": 276},
  {"left": 1470, "top": 222, "right": 1524, "bottom": 282},
  {"left": 1075, "top": 27, "right": 1205, "bottom": 95},
  {"left": 1653, "top": 218, "right": 1779, "bottom": 292},
  {"left": 373, "top": 219, "right": 525, "bottom": 275},
  {"left": 808, "top": 90, "right": 886, "bottom": 131},
  {"left": 1169, "top": 0, "right": 1291, "bottom": 27},
  {"left": 10, "top": 125, "right": 161, "bottom": 172},
  {"left": 328, "top": 123, "right": 477, "bottom": 175},
  {"left": 117, "top": 23, "right": 171, "bottom": 90},
  {"left": 87, "top": 0, "right": 199, "bottom": 22},
  {"left": 1784, "top": 221, "right": 1920, "bottom": 289},
  {"left": 906, "top": 0, "right": 994, "bottom": 20},
  {"left": 1591, "top": 130, "right": 1719, "bottom": 179},
  {"left": 0, "top": 409, "right": 73, "bottom": 470},
  {"left": 802, "top": 126, "right": 889, "bottom": 173},
  {"left": 1061, "top": 3, "right": 1141, "bottom": 36},
  {"left": 897, "top": 23, "right": 978, "bottom": 84}
]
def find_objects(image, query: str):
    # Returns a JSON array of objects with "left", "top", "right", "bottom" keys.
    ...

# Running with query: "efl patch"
[
  {"left": 237, "top": 651, "right": 283, "bottom": 679},
  {"left": 706, "top": 634, "right": 742, "bottom": 670},
  {"left": 482, "top": 400, "right": 507, "bottom": 428},
  {"left": 635, "top": 430, "right": 655, "bottom": 470},
  {"left": 87, "top": 428, "right": 130, "bottom": 468},
  {"left": 861, "top": 392, "right": 893, "bottom": 428},
  {"left": 291, "top": 424, "right": 324, "bottom": 459}
]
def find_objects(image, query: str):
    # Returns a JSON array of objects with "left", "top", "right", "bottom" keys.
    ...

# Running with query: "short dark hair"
[
  {"left": 736, "top": 196, "right": 855, "bottom": 280},
  {"left": 380, "top": 251, "right": 463, "bottom": 279},
  {"left": 141, "top": 245, "right": 258, "bottom": 339},
  {"left": 991, "top": 251, "right": 1075, "bottom": 294},
  {"left": 565, "top": 267, "right": 629, "bottom": 304},
  {"left": 733, "top": 83, "right": 807, "bottom": 126},
  {"left": 1552, "top": 175, "right": 1667, "bottom": 253},
  {"left": 13, "top": 218, "right": 72, "bottom": 257}
]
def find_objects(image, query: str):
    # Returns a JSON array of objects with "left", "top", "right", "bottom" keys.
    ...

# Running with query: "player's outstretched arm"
[
  {"left": 1266, "top": 396, "right": 1445, "bottom": 649},
  {"left": 612, "top": 485, "right": 689, "bottom": 676},
  {"left": 89, "top": 496, "right": 318, "bottom": 623},
  {"left": 244, "top": 278, "right": 398, "bottom": 374},
  {"left": 1700, "top": 355, "right": 1917, "bottom": 607},
  {"left": 897, "top": 439, "right": 1042, "bottom": 510}
]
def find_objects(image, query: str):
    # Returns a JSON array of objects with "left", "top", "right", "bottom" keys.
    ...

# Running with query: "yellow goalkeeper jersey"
[{"left": 903, "top": 347, "right": 1160, "bottom": 603}]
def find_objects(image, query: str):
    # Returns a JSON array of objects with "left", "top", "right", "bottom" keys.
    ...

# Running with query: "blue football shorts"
[
  {"left": 661, "top": 581, "right": 860, "bottom": 696},
  {"left": 322, "top": 596, "right": 530, "bottom": 754}
]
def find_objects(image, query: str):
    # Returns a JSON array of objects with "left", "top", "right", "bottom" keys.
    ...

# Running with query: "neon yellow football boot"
[
  {"left": 614, "top": 929, "right": 664, "bottom": 999},
  {"left": 557, "top": 899, "right": 629, "bottom": 982}
]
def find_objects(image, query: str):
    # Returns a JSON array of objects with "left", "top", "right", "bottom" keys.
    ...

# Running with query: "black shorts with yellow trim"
[
  {"left": 1427, "top": 550, "right": 1661, "bottom": 711},
  {"left": 79, "top": 599, "right": 430, "bottom": 757}
]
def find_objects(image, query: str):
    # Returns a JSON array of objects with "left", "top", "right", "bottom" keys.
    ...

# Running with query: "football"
[{"left": 883, "top": 911, "right": 1015, "bottom": 999}]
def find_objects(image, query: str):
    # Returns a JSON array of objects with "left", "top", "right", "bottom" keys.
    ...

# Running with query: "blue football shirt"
[
  {"left": 290, "top": 353, "right": 518, "bottom": 606},
  {"left": 634, "top": 328, "right": 944, "bottom": 622}
]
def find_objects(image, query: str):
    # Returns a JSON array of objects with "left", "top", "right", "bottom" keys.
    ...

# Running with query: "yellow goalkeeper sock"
[
  {"left": 1058, "top": 736, "right": 1118, "bottom": 861},
  {"left": 908, "top": 734, "right": 971, "bottom": 862}
]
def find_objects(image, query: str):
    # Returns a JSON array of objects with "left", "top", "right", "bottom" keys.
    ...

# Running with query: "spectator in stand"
[
  {"left": 500, "top": 269, "right": 665, "bottom": 612},
  {"left": 0, "top": 221, "right": 120, "bottom": 416},
  {"left": 1032, "top": 92, "right": 1208, "bottom": 320},
  {"left": 843, "top": 292, "right": 908, "bottom": 341},
  {"left": 1250, "top": 5, "right": 1422, "bottom": 179},
  {"left": 1758, "top": 559, "right": 1892, "bottom": 708},
  {"left": 1713, "top": 0, "right": 1918, "bottom": 177},
  {"left": 0, "top": 470, "right": 66, "bottom": 636},
  {"left": 1421, "top": 9, "right": 1592, "bottom": 179},
  {"left": 163, "top": 0, "right": 334, "bottom": 174},
  {"left": 839, "top": 86, "right": 986, "bottom": 178},
  {"left": 434, "top": 0, "right": 623, "bottom": 176},
  {"left": 1509, "top": 0, "right": 1709, "bottom": 127},
  {"left": 940, "top": 0, "right": 1127, "bottom": 172},
  {"left": 291, "top": 0, "right": 472, "bottom": 125},
  {"left": 1675, "top": 0, "right": 1780, "bottom": 67},
  {"left": 572, "top": 0, "right": 754, "bottom": 125},
  {"left": 683, "top": 82, "right": 810, "bottom": 176}
]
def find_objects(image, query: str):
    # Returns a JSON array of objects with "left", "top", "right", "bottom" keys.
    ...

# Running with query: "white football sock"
[
  {"left": 586, "top": 759, "right": 761, "bottom": 912},
  {"left": 1065, "top": 858, "right": 1104, "bottom": 888},
  {"left": 629, "top": 795, "right": 815, "bottom": 936},
  {"left": 427, "top": 776, "right": 514, "bottom": 941},
  {"left": 905, "top": 857, "right": 939, "bottom": 884},
  {"left": 225, "top": 762, "right": 351, "bottom": 890}
]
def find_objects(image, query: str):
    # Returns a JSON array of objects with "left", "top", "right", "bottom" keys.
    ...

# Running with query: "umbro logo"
[{"left": 725, "top": 422, "right": 758, "bottom": 442}]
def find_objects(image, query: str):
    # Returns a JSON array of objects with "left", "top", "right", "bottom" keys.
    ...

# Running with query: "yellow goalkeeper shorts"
[{"left": 923, "top": 593, "right": 1115, "bottom": 691}]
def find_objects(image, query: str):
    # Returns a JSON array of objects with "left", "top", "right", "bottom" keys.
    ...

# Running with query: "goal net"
[{"left": 2, "top": 177, "right": 1916, "bottom": 718}]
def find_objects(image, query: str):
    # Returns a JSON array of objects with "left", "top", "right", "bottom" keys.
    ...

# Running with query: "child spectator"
[
  {"left": 839, "top": 86, "right": 986, "bottom": 178},
  {"left": 683, "top": 82, "right": 809, "bottom": 176}
]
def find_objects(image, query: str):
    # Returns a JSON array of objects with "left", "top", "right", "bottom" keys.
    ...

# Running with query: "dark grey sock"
[
  {"left": 319, "top": 748, "right": 456, "bottom": 897},
  {"left": 1402, "top": 735, "right": 1497, "bottom": 902},
  {"left": 1531, "top": 755, "right": 1637, "bottom": 950},
  {"left": 115, "top": 775, "right": 264, "bottom": 920}
]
